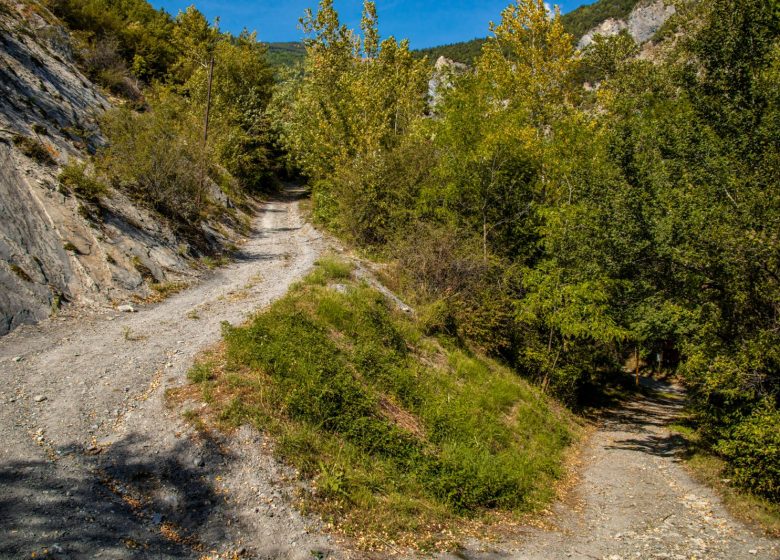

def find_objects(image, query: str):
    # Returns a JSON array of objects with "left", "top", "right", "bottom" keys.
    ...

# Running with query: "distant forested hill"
[
  {"left": 562, "top": 0, "right": 642, "bottom": 38},
  {"left": 412, "top": 0, "right": 644, "bottom": 64},
  {"left": 413, "top": 37, "right": 485, "bottom": 65},
  {"left": 266, "top": 42, "right": 306, "bottom": 67}
]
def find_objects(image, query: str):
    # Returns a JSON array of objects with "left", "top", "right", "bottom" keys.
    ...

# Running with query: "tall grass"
[{"left": 187, "top": 257, "right": 575, "bottom": 549}]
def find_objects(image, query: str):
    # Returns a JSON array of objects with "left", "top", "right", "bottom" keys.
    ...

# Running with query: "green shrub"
[
  {"left": 306, "top": 256, "right": 353, "bottom": 285},
  {"left": 99, "top": 101, "right": 205, "bottom": 223},
  {"left": 59, "top": 162, "right": 106, "bottom": 201},
  {"left": 716, "top": 401, "right": 780, "bottom": 501},
  {"left": 188, "top": 362, "right": 214, "bottom": 384},
  {"left": 13, "top": 135, "right": 55, "bottom": 165}
]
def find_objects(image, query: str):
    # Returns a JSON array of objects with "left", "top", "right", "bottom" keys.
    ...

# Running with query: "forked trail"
[
  {"left": 0, "top": 191, "right": 777, "bottom": 559},
  {"left": 0, "top": 189, "right": 342, "bottom": 559}
]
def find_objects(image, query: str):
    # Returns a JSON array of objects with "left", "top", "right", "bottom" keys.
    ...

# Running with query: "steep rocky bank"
[{"left": 0, "top": 0, "right": 245, "bottom": 335}]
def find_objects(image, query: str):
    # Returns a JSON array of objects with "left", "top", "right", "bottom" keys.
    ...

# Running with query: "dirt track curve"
[
  {"left": 439, "top": 382, "right": 779, "bottom": 560},
  {"left": 0, "top": 189, "right": 348, "bottom": 559}
]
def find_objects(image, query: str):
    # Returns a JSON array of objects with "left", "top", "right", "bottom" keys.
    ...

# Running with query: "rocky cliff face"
[
  {"left": 0, "top": 0, "right": 242, "bottom": 335},
  {"left": 578, "top": 0, "right": 676, "bottom": 48},
  {"left": 428, "top": 56, "right": 468, "bottom": 107}
]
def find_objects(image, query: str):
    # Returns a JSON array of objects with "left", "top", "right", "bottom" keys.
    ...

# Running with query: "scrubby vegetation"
[
  {"left": 45, "top": 0, "right": 279, "bottom": 235},
  {"left": 186, "top": 258, "right": 574, "bottom": 548},
  {"left": 13, "top": 134, "right": 55, "bottom": 164}
]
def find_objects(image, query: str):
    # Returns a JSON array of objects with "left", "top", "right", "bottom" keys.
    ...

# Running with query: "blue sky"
[{"left": 150, "top": 1, "right": 591, "bottom": 49}]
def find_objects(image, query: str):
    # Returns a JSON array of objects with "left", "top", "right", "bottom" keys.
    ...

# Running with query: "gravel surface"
[{"left": 0, "top": 189, "right": 352, "bottom": 559}]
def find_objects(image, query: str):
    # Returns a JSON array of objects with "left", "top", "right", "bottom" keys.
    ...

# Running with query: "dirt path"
[
  {"left": 2, "top": 193, "right": 778, "bottom": 560},
  {"left": 0, "top": 189, "right": 350, "bottom": 559},
  {"left": 442, "top": 382, "right": 779, "bottom": 560}
]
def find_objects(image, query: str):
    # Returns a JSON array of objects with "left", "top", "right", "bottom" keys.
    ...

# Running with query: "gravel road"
[
  {"left": 0, "top": 189, "right": 350, "bottom": 559},
  {"left": 439, "top": 382, "right": 780, "bottom": 560}
]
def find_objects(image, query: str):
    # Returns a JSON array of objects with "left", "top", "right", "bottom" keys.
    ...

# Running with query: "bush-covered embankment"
[{"left": 185, "top": 258, "right": 576, "bottom": 550}]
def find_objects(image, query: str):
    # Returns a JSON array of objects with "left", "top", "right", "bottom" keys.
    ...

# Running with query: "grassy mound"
[{"left": 186, "top": 258, "right": 575, "bottom": 550}]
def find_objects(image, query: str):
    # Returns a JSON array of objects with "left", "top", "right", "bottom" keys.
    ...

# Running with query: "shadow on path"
[
  {"left": 0, "top": 431, "right": 234, "bottom": 559},
  {"left": 601, "top": 379, "right": 690, "bottom": 460}
]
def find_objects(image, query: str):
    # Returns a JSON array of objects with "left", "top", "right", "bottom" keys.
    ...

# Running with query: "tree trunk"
[
  {"left": 197, "top": 54, "right": 215, "bottom": 209},
  {"left": 203, "top": 54, "right": 215, "bottom": 146},
  {"left": 635, "top": 346, "right": 640, "bottom": 386}
]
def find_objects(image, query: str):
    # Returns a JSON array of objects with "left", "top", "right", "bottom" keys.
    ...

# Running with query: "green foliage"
[
  {"left": 58, "top": 161, "right": 106, "bottom": 201},
  {"left": 273, "top": 1, "right": 429, "bottom": 244},
  {"left": 277, "top": 0, "right": 780, "bottom": 503},
  {"left": 48, "top": 0, "right": 177, "bottom": 84},
  {"left": 98, "top": 91, "right": 206, "bottom": 222},
  {"left": 178, "top": 29, "right": 277, "bottom": 191},
  {"left": 576, "top": 30, "right": 638, "bottom": 83},
  {"left": 50, "top": 0, "right": 279, "bottom": 207},
  {"left": 716, "top": 401, "right": 780, "bottom": 501},
  {"left": 193, "top": 259, "right": 573, "bottom": 545}
]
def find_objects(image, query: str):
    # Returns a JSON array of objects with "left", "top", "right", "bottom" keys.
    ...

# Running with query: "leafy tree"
[
  {"left": 576, "top": 30, "right": 638, "bottom": 84},
  {"left": 275, "top": 0, "right": 429, "bottom": 244}
]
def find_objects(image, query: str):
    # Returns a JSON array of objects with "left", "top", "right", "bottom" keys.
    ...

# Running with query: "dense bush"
[
  {"left": 48, "top": 1, "right": 279, "bottom": 229},
  {"left": 98, "top": 97, "right": 205, "bottom": 222},
  {"left": 48, "top": 0, "right": 177, "bottom": 83},
  {"left": 716, "top": 402, "right": 780, "bottom": 501},
  {"left": 58, "top": 161, "right": 106, "bottom": 201}
]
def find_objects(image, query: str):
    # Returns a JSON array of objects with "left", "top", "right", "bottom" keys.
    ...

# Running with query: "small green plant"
[
  {"left": 187, "top": 309, "right": 200, "bottom": 320},
  {"left": 31, "top": 123, "right": 47, "bottom": 135},
  {"left": 306, "top": 255, "right": 354, "bottom": 285},
  {"left": 51, "top": 292, "right": 63, "bottom": 313},
  {"left": 199, "top": 255, "right": 229, "bottom": 270},
  {"left": 13, "top": 134, "right": 55, "bottom": 165},
  {"left": 188, "top": 362, "right": 214, "bottom": 384},
  {"left": 63, "top": 242, "right": 79, "bottom": 253},
  {"left": 59, "top": 162, "right": 106, "bottom": 202},
  {"left": 150, "top": 281, "right": 188, "bottom": 301},
  {"left": 9, "top": 264, "right": 32, "bottom": 283},
  {"left": 122, "top": 326, "right": 145, "bottom": 341}
]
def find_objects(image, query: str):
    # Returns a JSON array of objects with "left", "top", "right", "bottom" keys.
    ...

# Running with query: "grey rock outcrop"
[
  {"left": 429, "top": 56, "right": 468, "bottom": 107},
  {"left": 0, "top": 1, "right": 244, "bottom": 335},
  {"left": 578, "top": 0, "right": 676, "bottom": 49}
]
